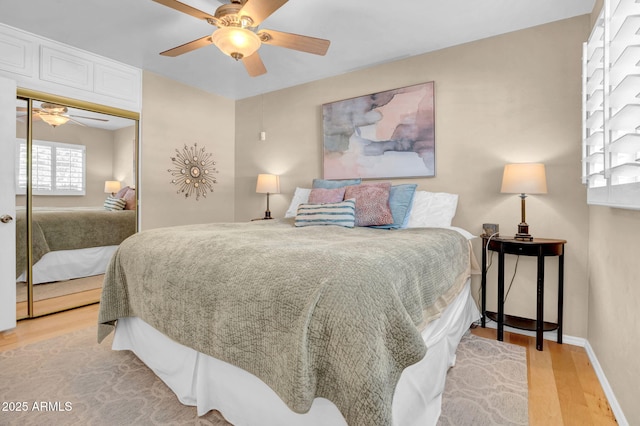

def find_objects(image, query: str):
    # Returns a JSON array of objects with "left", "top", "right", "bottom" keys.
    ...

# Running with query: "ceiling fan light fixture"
[
  {"left": 211, "top": 26, "right": 260, "bottom": 60},
  {"left": 39, "top": 113, "right": 70, "bottom": 128}
]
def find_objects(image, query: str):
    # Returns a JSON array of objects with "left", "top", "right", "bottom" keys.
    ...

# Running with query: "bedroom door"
[{"left": 0, "top": 76, "right": 17, "bottom": 331}]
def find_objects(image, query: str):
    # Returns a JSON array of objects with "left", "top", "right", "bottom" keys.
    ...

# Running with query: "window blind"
[
  {"left": 582, "top": 0, "right": 640, "bottom": 209},
  {"left": 17, "top": 139, "right": 86, "bottom": 196}
]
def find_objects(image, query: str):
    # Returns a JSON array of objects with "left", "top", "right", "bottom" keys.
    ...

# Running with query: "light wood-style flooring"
[
  {"left": 0, "top": 304, "right": 619, "bottom": 425},
  {"left": 471, "top": 326, "right": 617, "bottom": 426}
]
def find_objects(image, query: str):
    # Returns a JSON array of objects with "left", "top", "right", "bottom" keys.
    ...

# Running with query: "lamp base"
[
  {"left": 514, "top": 233, "right": 533, "bottom": 241},
  {"left": 263, "top": 210, "right": 273, "bottom": 220},
  {"left": 514, "top": 223, "right": 533, "bottom": 241}
]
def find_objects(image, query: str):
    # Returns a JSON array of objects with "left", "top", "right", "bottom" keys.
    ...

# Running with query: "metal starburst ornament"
[{"left": 168, "top": 143, "right": 218, "bottom": 200}]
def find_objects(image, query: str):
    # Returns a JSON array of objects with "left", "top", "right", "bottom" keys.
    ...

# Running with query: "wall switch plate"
[{"left": 482, "top": 223, "right": 499, "bottom": 237}]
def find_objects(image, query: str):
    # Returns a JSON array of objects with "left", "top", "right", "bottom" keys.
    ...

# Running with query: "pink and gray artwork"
[{"left": 322, "top": 82, "right": 435, "bottom": 179}]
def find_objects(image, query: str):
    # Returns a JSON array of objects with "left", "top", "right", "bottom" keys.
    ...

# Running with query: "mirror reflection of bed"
[{"left": 15, "top": 98, "right": 137, "bottom": 319}]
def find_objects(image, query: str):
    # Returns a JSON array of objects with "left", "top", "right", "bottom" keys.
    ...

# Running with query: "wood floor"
[
  {"left": 0, "top": 305, "right": 619, "bottom": 425},
  {"left": 471, "top": 326, "right": 617, "bottom": 426}
]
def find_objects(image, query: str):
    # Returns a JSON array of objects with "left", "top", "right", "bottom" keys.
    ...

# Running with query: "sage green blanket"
[
  {"left": 16, "top": 208, "right": 136, "bottom": 278},
  {"left": 98, "top": 219, "right": 470, "bottom": 426}
]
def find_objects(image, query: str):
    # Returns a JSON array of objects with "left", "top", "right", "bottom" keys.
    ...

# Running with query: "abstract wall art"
[{"left": 322, "top": 82, "right": 435, "bottom": 179}]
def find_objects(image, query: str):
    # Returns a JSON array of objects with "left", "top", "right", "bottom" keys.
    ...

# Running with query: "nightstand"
[{"left": 481, "top": 236, "right": 566, "bottom": 351}]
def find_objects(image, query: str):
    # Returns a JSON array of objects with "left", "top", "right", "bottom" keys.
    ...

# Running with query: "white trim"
[
  {"left": 481, "top": 320, "right": 628, "bottom": 425},
  {"left": 584, "top": 340, "right": 629, "bottom": 426},
  {"left": 0, "top": 23, "right": 141, "bottom": 112},
  {"left": 482, "top": 319, "right": 585, "bottom": 346}
]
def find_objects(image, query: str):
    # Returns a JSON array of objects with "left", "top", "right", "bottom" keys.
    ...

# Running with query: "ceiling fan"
[
  {"left": 153, "top": 0, "right": 331, "bottom": 77},
  {"left": 16, "top": 103, "right": 109, "bottom": 128}
]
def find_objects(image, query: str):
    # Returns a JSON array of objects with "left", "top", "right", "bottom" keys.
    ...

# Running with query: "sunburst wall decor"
[{"left": 168, "top": 143, "right": 218, "bottom": 200}]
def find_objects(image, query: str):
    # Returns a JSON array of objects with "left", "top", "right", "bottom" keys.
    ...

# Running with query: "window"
[
  {"left": 16, "top": 139, "right": 86, "bottom": 196},
  {"left": 582, "top": 0, "right": 640, "bottom": 209}
]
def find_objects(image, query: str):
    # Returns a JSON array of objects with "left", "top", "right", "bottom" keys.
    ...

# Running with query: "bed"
[
  {"left": 15, "top": 207, "right": 136, "bottom": 284},
  {"left": 98, "top": 214, "right": 480, "bottom": 426}
]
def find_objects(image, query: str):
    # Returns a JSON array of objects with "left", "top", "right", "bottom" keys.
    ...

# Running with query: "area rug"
[
  {"left": 437, "top": 332, "right": 528, "bottom": 425},
  {"left": 0, "top": 328, "right": 527, "bottom": 425}
]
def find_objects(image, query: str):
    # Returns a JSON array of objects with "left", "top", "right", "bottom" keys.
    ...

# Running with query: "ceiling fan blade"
[
  {"left": 240, "top": 0, "right": 288, "bottom": 26},
  {"left": 242, "top": 52, "right": 267, "bottom": 77},
  {"left": 16, "top": 106, "right": 43, "bottom": 113},
  {"left": 160, "top": 35, "right": 214, "bottom": 57},
  {"left": 259, "top": 30, "right": 330, "bottom": 56},
  {"left": 66, "top": 116, "right": 87, "bottom": 127},
  {"left": 152, "top": 0, "right": 216, "bottom": 21}
]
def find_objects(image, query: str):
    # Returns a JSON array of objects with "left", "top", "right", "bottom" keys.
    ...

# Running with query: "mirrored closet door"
[{"left": 15, "top": 93, "right": 139, "bottom": 319}]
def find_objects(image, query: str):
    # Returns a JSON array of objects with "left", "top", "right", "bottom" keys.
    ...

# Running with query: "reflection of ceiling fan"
[
  {"left": 154, "top": 0, "right": 330, "bottom": 77},
  {"left": 16, "top": 103, "right": 109, "bottom": 128}
]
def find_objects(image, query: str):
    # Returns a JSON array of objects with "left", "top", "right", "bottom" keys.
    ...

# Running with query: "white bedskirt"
[
  {"left": 17, "top": 245, "right": 117, "bottom": 284},
  {"left": 112, "top": 279, "right": 480, "bottom": 426}
]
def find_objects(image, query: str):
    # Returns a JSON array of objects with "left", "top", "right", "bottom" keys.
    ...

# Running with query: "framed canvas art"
[{"left": 322, "top": 82, "right": 435, "bottom": 179}]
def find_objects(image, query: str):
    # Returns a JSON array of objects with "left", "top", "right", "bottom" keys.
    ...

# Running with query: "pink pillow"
[
  {"left": 115, "top": 185, "right": 130, "bottom": 199},
  {"left": 123, "top": 188, "right": 136, "bottom": 210},
  {"left": 344, "top": 183, "right": 393, "bottom": 227},
  {"left": 308, "top": 187, "right": 346, "bottom": 204}
]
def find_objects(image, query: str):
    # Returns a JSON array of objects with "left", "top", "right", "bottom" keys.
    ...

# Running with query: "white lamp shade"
[
  {"left": 256, "top": 174, "right": 280, "bottom": 194},
  {"left": 211, "top": 27, "right": 261, "bottom": 59},
  {"left": 501, "top": 163, "right": 547, "bottom": 194},
  {"left": 104, "top": 180, "right": 121, "bottom": 194}
]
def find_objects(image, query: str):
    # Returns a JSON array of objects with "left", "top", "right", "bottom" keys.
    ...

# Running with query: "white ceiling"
[{"left": 0, "top": 0, "right": 594, "bottom": 100}]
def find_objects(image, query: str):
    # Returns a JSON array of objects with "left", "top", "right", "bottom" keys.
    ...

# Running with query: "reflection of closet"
[
  {"left": 0, "top": 23, "right": 142, "bottom": 324},
  {"left": 15, "top": 92, "right": 139, "bottom": 319}
]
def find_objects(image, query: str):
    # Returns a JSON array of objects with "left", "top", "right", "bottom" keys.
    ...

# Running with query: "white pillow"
[
  {"left": 406, "top": 191, "right": 458, "bottom": 228},
  {"left": 284, "top": 187, "right": 311, "bottom": 218}
]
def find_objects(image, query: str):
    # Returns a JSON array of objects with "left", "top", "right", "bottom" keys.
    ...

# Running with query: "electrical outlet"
[{"left": 482, "top": 223, "right": 499, "bottom": 237}]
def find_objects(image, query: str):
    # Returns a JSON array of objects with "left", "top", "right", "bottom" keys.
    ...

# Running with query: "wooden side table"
[{"left": 481, "top": 236, "right": 566, "bottom": 351}]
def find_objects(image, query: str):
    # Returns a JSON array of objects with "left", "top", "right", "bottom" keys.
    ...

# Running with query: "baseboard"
[
  {"left": 584, "top": 340, "right": 629, "bottom": 426},
  {"left": 481, "top": 319, "right": 586, "bottom": 347},
  {"left": 480, "top": 319, "right": 628, "bottom": 425}
]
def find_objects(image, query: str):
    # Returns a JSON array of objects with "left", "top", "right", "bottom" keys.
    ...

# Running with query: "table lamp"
[
  {"left": 256, "top": 174, "right": 280, "bottom": 219},
  {"left": 104, "top": 180, "right": 121, "bottom": 197},
  {"left": 500, "top": 163, "right": 547, "bottom": 241}
]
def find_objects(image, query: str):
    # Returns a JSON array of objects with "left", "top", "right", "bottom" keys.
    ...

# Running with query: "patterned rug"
[
  {"left": 437, "top": 332, "right": 528, "bottom": 425},
  {"left": 0, "top": 328, "right": 527, "bottom": 425}
]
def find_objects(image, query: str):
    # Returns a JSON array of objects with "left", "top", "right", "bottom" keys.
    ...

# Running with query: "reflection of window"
[{"left": 16, "top": 139, "right": 86, "bottom": 196}]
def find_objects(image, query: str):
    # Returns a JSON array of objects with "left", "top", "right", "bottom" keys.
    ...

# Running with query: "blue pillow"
[
  {"left": 312, "top": 178, "right": 361, "bottom": 189},
  {"left": 295, "top": 199, "right": 356, "bottom": 228},
  {"left": 371, "top": 184, "right": 418, "bottom": 229}
]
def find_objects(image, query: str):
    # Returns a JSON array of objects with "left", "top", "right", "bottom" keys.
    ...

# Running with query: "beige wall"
[
  {"left": 139, "top": 71, "right": 235, "bottom": 230},
  {"left": 113, "top": 125, "right": 136, "bottom": 189},
  {"left": 235, "top": 16, "right": 591, "bottom": 338},
  {"left": 588, "top": 207, "right": 640, "bottom": 424},
  {"left": 585, "top": 1, "right": 639, "bottom": 424}
]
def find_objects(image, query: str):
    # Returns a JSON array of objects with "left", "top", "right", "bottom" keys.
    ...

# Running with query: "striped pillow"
[
  {"left": 104, "top": 196, "right": 127, "bottom": 211},
  {"left": 295, "top": 199, "right": 356, "bottom": 228}
]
